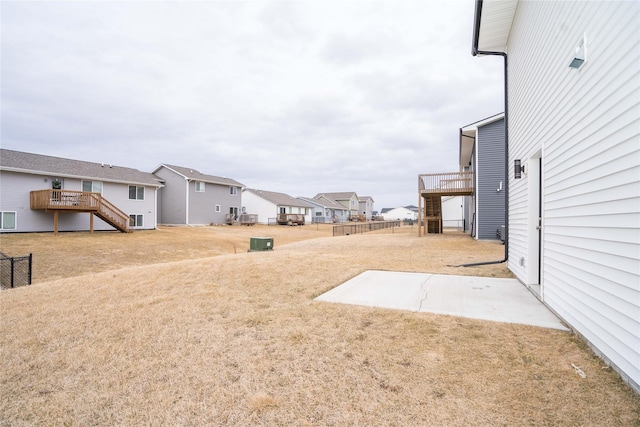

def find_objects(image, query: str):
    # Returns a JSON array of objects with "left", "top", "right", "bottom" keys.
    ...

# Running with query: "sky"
[{"left": 1, "top": 0, "right": 504, "bottom": 210}]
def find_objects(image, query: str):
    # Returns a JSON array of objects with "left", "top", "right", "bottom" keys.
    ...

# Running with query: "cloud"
[{"left": 1, "top": 0, "right": 504, "bottom": 209}]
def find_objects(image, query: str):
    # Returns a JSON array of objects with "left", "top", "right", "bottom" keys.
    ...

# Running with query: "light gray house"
[
  {"left": 0, "top": 149, "right": 162, "bottom": 233},
  {"left": 315, "top": 192, "right": 360, "bottom": 219},
  {"left": 243, "top": 188, "right": 315, "bottom": 225},
  {"left": 153, "top": 164, "right": 244, "bottom": 226},
  {"left": 473, "top": 0, "right": 639, "bottom": 391},
  {"left": 358, "top": 196, "right": 375, "bottom": 221},
  {"left": 298, "top": 195, "right": 350, "bottom": 223},
  {"left": 459, "top": 113, "right": 506, "bottom": 240}
]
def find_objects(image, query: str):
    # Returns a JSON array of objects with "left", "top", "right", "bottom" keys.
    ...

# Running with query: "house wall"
[
  {"left": 0, "top": 170, "right": 157, "bottom": 232},
  {"left": 442, "top": 196, "right": 463, "bottom": 229},
  {"left": 476, "top": 118, "right": 505, "bottom": 240},
  {"left": 359, "top": 199, "right": 373, "bottom": 220},
  {"left": 242, "top": 191, "right": 275, "bottom": 224},
  {"left": 155, "top": 167, "right": 187, "bottom": 225},
  {"left": 507, "top": 1, "right": 639, "bottom": 390},
  {"left": 382, "top": 207, "right": 416, "bottom": 221},
  {"left": 188, "top": 181, "right": 241, "bottom": 225}
]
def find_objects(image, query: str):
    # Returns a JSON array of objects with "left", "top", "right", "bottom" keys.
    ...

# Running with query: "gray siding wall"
[
  {"left": 506, "top": 1, "right": 640, "bottom": 390},
  {"left": 0, "top": 170, "right": 157, "bottom": 232},
  {"left": 155, "top": 168, "right": 187, "bottom": 225},
  {"left": 188, "top": 181, "right": 241, "bottom": 225},
  {"left": 476, "top": 118, "right": 505, "bottom": 240}
]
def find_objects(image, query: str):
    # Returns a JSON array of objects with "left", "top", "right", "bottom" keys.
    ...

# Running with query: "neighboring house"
[
  {"left": 243, "top": 188, "right": 314, "bottom": 225},
  {"left": 441, "top": 196, "right": 464, "bottom": 229},
  {"left": 298, "top": 195, "right": 350, "bottom": 223},
  {"left": 381, "top": 206, "right": 417, "bottom": 221},
  {"left": 315, "top": 192, "right": 360, "bottom": 218},
  {"left": 0, "top": 149, "right": 162, "bottom": 233},
  {"left": 473, "top": 0, "right": 639, "bottom": 391},
  {"left": 358, "top": 196, "right": 375, "bottom": 220},
  {"left": 460, "top": 113, "right": 506, "bottom": 240},
  {"left": 152, "top": 164, "right": 244, "bottom": 226}
]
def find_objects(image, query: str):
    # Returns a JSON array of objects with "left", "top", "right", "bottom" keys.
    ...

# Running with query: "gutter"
[{"left": 459, "top": 0, "right": 509, "bottom": 267}]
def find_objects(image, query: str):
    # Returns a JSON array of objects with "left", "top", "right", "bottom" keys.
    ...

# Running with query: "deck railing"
[
  {"left": 30, "top": 190, "right": 100, "bottom": 211},
  {"left": 418, "top": 172, "right": 474, "bottom": 195},
  {"left": 30, "top": 190, "right": 132, "bottom": 232}
]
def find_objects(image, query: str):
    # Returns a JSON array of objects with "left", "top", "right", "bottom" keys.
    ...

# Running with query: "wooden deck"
[
  {"left": 418, "top": 172, "right": 474, "bottom": 197},
  {"left": 418, "top": 172, "right": 474, "bottom": 237},
  {"left": 30, "top": 190, "right": 132, "bottom": 233}
]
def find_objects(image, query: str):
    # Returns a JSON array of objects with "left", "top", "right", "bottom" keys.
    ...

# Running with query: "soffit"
[{"left": 475, "top": 0, "right": 519, "bottom": 53}]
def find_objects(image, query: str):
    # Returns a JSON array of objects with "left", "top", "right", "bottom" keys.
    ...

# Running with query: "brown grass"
[{"left": 1, "top": 225, "right": 639, "bottom": 426}]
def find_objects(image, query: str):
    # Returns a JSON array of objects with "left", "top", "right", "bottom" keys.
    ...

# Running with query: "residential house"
[
  {"left": 243, "top": 188, "right": 314, "bottom": 225},
  {"left": 0, "top": 149, "right": 162, "bottom": 233},
  {"left": 358, "top": 196, "right": 375, "bottom": 220},
  {"left": 381, "top": 206, "right": 417, "bottom": 221},
  {"left": 153, "top": 164, "right": 244, "bottom": 226},
  {"left": 298, "top": 195, "right": 350, "bottom": 223},
  {"left": 460, "top": 113, "right": 506, "bottom": 239},
  {"left": 473, "top": 0, "right": 639, "bottom": 391},
  {"left": 315, "top": 192, "right": 360, "bottom": 219}
]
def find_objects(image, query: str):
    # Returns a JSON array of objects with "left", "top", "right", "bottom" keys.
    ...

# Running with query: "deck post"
[
  {"left": 53, "top": 211, "right": 59, "bottom": 235},
  {"left": 90, "top": 213, "right": 94, "bottom": 234},
  {"left": 418, "top": 193, "right": 423, "bottom": 237}
]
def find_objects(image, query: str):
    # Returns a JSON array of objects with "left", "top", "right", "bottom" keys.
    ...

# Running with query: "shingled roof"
[
  {"left": 0, "top": 149, "right": 162, "bottom": 187},
  {"left": 314, "top": 192, "right": 358, "bottom": 201},
  {"left": 245, "top": 188, "right": 315, "bottom": 208},
  {"left": 154, "top": 164, "right": 244, "bottom": 188}
]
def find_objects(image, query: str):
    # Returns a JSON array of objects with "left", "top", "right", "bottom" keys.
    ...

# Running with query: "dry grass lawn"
[{"left": 1, "top": 225, "right": 639, "bottom": 426}]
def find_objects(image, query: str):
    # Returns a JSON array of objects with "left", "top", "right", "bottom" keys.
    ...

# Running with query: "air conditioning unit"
[
  {"left": 249, "top": 237, "right": 274, "bottom": 252},
  {"left": 499, "top": 226, "right": 506, "bottom": 242}
]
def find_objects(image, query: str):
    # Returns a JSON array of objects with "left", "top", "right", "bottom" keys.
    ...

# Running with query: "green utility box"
[{"left": 249, "top": 237, "right": 274, "bottom": 252}]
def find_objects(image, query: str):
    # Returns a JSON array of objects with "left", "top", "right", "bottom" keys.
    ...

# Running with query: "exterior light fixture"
[
  {"left": 569, "top": 36, "right": 587, "bottom": 69},
  {"left": 514, "top": 159, "right": 525, "bottom": 179}
]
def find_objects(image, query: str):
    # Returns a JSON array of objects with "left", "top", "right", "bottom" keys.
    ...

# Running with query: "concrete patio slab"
[{"left": 315, "top": 270, "right": 569, "bottom": 331}]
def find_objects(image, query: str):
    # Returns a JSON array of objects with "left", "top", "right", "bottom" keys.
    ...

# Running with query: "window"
[
  {"left": 195, "top": 181, "right": 205, "bottom": 192},
  {"left": 129, "top": 185, "right": 144, "bottom": 200},
  {"left": 0, "top": 212, "right": 16, "bottom": 230},
  {"left": 129, "top": 214, "right": 143, "bottom": 227},
  {"left": 230, "top": 186, "right": 238, "bottom": 196},
  {"left": 82, "top": 180, "right": 103, "bottom": 194},
  {"left": 215, "top": 204, "right": 221, "bottom": 213},
  {"left": 315, "top": 211, "right": 322, "bottom": 217}
]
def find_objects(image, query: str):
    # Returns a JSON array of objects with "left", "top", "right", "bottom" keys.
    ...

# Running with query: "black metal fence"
[
  {"left": 333, "top": 220, "right": 401, "bottom": 236},
  {"left": 0, "top": 252, "right": 33, "bottom": 290}
]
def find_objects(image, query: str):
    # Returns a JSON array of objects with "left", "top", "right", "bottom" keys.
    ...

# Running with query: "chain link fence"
[{"left": 1, "top": 252, "right": 33, "bottom": 290}]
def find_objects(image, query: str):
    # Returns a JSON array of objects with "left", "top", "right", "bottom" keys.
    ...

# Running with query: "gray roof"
[
  {"left": 155, "top": 164, "right": 244, "bottom": 188},
  {"left": 314, "top": 192, "right": 358, "bottom": 202},
  {"left": 245, "top": 188, "right": 315, "bottom": 208},
  {"left": 299, "top": 196, "right": 346, "bottom": 210},
  {"left": 0, "top": 149, "right": 163, "bottom": 187}
]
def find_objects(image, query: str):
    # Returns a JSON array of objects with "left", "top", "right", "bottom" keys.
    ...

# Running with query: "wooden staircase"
[
  {"left": 30, "top": 190, "right": 132, "bottom": 233},
  {"left": 423, "top": 194, "right": 442, "bottom": 234}
]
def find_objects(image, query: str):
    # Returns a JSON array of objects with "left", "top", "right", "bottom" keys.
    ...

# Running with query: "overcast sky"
[{"left": 1, "top": 0, "right": 503, "bottom": 210}]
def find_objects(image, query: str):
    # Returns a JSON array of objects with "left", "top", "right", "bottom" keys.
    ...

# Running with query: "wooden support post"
[
  {"left": 90, "top": 213, "right": 94, "bottom": 234},
  {"left": 53, "top": 211, "right": 59, "bottom": 235},
  {"left": 418, "top": 193, "right": 423, "bottom": 237}
]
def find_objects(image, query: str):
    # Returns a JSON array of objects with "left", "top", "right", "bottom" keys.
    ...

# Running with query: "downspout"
[{"left": 459, "top": 0, "right": 509, "bottom": 267}]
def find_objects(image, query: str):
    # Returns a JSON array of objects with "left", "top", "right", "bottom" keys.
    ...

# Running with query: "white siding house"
[
  {"left": 473, "top": 0, "right": 640, "bottom": 392},
  {"left": 381, "top": 206, "right": 417, "bottom": 221},
  {"left": 243, "top": 188, "right": 314, "bottom": 225}
]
